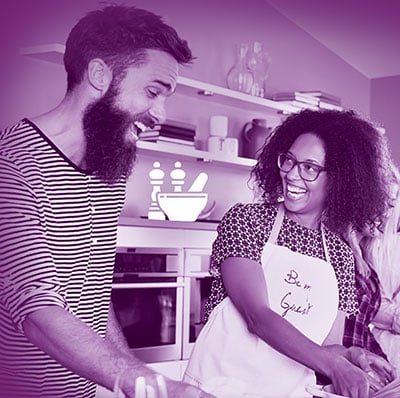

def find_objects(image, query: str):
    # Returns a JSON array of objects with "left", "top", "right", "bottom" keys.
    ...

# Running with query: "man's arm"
[
  {"left": 24, "top": 306, "right": 213, "bottom": 397},
  {"left": 23, "top": 306, "right": 144, "bottom": 392},
  {"left": 105, "top": 303, "right": 132, "bottom": 354}
]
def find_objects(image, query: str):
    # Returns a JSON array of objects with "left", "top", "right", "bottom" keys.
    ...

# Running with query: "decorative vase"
[
  {"left": 226, "top": 43, "right": 254, "bottom": 94},
  {"left": 246, "top": 41, "right": 272, "bottom": 97},
  {"left": 242, "top": 118, "right": 271, "bottom": 159}
]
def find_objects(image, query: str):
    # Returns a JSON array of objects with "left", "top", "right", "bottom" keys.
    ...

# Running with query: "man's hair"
[
  {"left": 64, "top": 5, "right": 194, "bottom": 91},
  {"left": 252, "top": 109, "right": 392, "bottom": 234}
]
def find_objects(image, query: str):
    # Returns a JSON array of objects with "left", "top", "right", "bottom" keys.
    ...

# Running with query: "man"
[{"left": 0, "top": 5, "right": 211, "bottom": 398}]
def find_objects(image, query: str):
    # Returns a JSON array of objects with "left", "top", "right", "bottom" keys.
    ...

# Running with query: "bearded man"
[{"left": 0, "top": 5, "right": 212, "bottom": 398}]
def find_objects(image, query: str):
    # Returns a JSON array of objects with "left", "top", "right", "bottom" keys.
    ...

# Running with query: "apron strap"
[
  {"left": 267, "top": 203, "right": 285, "bottom": 244},
  {"left": 321, "top": 224, "right": 331, "bottom": 264},
  {"left": 267, "top": 203, "right": 331, "bottom": 263}
]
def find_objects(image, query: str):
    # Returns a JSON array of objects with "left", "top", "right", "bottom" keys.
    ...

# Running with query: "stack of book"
[
  {"left": 138, "top": 120, "right": 196, "bottom": 148},
  {"left": 272, "top": 92, "right": 320, "bottom": 111},
  {"left": 272, "top": 91, "right": 343, "bottom": 112}
]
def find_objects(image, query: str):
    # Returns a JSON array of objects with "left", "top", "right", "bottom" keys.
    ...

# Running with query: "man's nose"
[{"left": 149, "top": 97, "right": 167, "bottom": 125}]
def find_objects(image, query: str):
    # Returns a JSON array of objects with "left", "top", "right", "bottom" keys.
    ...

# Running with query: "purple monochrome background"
[
  {"left": 1, "top": 0, "right": 400, "bottom": 221},
  {"left": 1, "top": 1, "right": 400, "bottom": 394}
]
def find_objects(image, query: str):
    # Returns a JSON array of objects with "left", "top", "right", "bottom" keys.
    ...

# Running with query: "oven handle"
[{"left": 111, "top": 282, "right": 185, "bottom": 289}]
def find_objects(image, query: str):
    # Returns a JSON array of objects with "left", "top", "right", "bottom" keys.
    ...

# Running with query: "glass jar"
[
  {"left": 246, "top": 41, "right": 272, "bottom": 97},
  {"left": 226, "top": 43, "right": 254, "bottom": 94}
]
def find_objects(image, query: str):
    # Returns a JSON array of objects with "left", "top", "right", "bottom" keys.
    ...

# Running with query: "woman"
[
  {"left": 371, "top": 175, "right": 400, "bottom": 374},
  {"left": 349, "top": 167, "right": 400, "bottom": 374},
  {"left": 184, "top": 109, "right": 395, "bottom": 398}
]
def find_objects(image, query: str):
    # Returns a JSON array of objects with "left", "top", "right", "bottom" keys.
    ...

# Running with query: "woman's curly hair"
[{"left": 251, "top": 109, "right": 392, "bottom": 235}]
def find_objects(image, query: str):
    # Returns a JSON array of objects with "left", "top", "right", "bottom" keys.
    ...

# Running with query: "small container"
[
  {"left": 222, "top": 137, "right": 239, "bottom": 157},
  {"left": 209, "top": 115, "right": 228, "bottom": 138},
  {"left": 207, "top": 136, "right": 223, "bottom": 153}
]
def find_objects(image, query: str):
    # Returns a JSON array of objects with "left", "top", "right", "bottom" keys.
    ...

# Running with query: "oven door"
[
  {"left": 111, "top": 247, "right": 185, "bottom": 363},
  {"left": 111, "top": 277, "right": 184, "bottom": 363}
]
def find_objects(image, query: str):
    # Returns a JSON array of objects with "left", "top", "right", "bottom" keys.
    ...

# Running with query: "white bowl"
[{"left": 156, "top": 192, "right": 208, "bottom": 222}]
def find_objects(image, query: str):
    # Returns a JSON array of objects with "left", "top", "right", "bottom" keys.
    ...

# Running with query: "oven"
[{"left": 111, "top": 247, "right": 185, "bottom": 363}]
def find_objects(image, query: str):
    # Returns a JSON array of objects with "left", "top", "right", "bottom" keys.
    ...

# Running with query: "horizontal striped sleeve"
[{"left": 0, "top": 154, "right": 68, "bottom": 333}]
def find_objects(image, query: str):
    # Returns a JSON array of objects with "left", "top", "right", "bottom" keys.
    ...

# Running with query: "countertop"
[{"left": 118, "top": 216, "right": 220, "bottom": 231}]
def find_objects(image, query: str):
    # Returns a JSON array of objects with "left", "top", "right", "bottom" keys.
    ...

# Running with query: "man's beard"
[{"left": 82, "top": 86, "right": 138, "bottom": 185}]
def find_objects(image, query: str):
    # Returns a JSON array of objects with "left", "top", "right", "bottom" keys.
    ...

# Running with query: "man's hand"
[{"left": 118, "top": 371, "right": 215, "bottom": 397}]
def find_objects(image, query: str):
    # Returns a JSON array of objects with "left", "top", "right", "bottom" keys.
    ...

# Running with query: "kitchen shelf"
[
  {"left": 176, "top": 76, "right": 298, "bottom": 114},
  {"left": 20, "top": 43, "right": 297, "bottom": 114},
  {"left": 136, "top": 140, "right": 256, "bottom": 168}
]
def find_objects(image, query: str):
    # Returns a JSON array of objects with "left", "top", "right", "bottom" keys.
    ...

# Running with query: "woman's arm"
[{"left": 221, "top": 257, "right": 374, "bottom": 398}]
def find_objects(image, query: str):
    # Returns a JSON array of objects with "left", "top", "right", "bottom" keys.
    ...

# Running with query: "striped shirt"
[{"left": 0, "top": 119, "right": 126, "bottom": 397}]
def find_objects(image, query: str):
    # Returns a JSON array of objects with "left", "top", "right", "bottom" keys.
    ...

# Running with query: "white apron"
[{"left": 184, "top": 205, "right": 339, "bottom": 397}]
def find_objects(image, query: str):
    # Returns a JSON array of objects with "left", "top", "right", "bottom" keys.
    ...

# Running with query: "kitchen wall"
[
  {"left": 370, "top": 75, "right": 400, "bottom": 167},
  {"left": 0, "top": 0, "right": 380, "bottom": 219}
]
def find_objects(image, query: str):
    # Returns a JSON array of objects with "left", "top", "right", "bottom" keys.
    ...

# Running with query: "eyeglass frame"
[{"left": 277, "top": 152, "right": 326, "bottom": 182}]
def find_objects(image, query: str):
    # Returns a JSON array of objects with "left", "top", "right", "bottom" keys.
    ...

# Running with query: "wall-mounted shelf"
[
  {"left": 136, "top": 140, "right": 256, "bottom": 169},
  {"left": 20, "top": 43, "right": 66, "bottom": 65},
  {"left": 20, "top": 43, "right": 297, "bottom": 115},
  {"left": 176, "top": 76, "right": 297, "bottom": 114}
]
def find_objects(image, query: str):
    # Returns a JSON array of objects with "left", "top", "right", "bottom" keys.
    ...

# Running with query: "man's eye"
[{"left": 147, "top": 89, "right": 158, "bottom": 98}]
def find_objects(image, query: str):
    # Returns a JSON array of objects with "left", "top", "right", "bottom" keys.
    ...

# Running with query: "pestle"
[{"left": 188, "top": 172, "right": 208, "bottom": 192}]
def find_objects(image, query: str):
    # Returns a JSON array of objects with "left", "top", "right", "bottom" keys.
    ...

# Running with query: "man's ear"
[{"left": 87, "top": 58, "right": 112, "bottom": 94}]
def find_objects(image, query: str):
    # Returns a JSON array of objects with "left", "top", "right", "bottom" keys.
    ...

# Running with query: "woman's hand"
[
  {"left": 344, "top": 346, "right": 396, "bottom": 390},
  {"left": 326, "top": 355, "right": 372, "bottom": 398}
]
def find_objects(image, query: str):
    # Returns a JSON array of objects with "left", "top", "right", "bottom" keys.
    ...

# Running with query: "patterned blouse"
[{"left": 204, "top": 202, "right": 358, "bottom": 320}]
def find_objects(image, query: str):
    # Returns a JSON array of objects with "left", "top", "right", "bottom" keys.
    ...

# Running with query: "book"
[
  {"left": 162, "top": 119, "right": 196, "bottom": 131},
  {"left": 139, "top": 129, "right": 195, "bottom": 141},
  {"left": 150, "top": 119, "right": 197, "bottom": 136},
  {"left": 273, "top": 99, "right": 319, "bottom": 111},
  {"left": 300, "top": 90, "right": 342, "bottom": 105},
  {"left": 273, "top": 92, "right": 320, "bottom": 105},
  {"left": 318, "top": 101, "right": 343, "bottom": 111},
  {"left": 139, "top": 135, "right": 195, "bottom": 146},
  {"left": 150, "top": 125, "right": 196, "bottom": 138}
]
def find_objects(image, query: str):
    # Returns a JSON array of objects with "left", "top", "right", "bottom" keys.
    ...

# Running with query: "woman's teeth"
[{"left": 287, "top": 184, "right": 307, "bottom": 200}]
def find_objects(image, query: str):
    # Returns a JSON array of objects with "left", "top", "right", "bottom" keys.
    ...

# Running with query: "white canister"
[
  {"left": 209, "top": 115, "right": 228, "bottom": 138},
  {"left": 222, "top": 137, "right": 239, "bottom": 157},
  {"left": 207, "top": 136, "right": 223, "bottom": 153}
]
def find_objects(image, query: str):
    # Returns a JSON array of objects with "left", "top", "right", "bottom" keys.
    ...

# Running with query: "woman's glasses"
[{"left": 277, "top": 152, "right": 326, "bottom": 182}]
